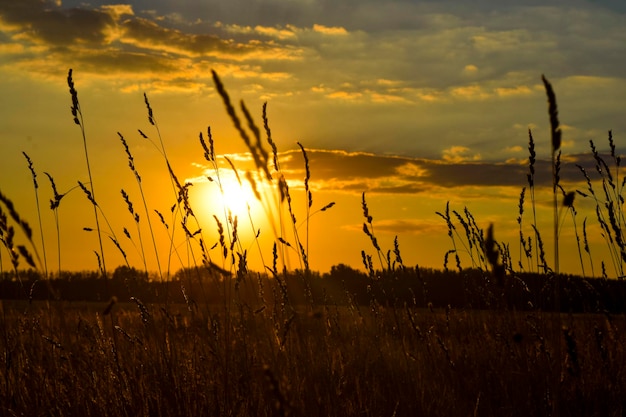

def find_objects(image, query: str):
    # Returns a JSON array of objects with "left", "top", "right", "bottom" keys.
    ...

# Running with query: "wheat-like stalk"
[
  {"left": 67, "top": 69, "right": 107, "bottom": 277},
  {"left": 22, "top": 153, "right": 47, "bottom": 277}
]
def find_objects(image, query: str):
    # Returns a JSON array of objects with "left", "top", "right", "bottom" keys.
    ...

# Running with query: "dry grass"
[{"left": 1, "top": 300, "right": 625, "bottom": 417}]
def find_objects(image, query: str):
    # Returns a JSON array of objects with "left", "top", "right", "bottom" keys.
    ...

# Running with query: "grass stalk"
[
  {"left": 22, "top": 153, "right": 47, "bottom": 277},
  {"left": 527, "top": 129, "right": 539, "bottom": 272},
  {"left": 43, "top": 172, "right": 65, "bottom": 277},
  {"left": 67, "top": 69, "right": 107, "bottom": 278},
  {"left": 118, "top": 132, "right": 158, "bottom": 280},
  {"left": 542, "top": 73, "right": 562, "bottom": 417}
]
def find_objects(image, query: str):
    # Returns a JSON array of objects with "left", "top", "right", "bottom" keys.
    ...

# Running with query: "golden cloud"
[
  {"left": 442, "top": 146, "right": 481, "bottom": 163},
  {"left": 100, "top": 4, "right": 134, "bottom": 19},
  {"left": 370, "top": 92, "right": 411, "bottom": 104},
  {"left": 327, "top": 91, "right": 363, "bottom": 101},
  {"left": 495, "top": 85, "right": 533, "bottom": 97},
  {"left": 450, "top": 85, "right": 490, "bottom": 101},
  {"left": 312, "top": 24, "right": 348, "bottom": 36},
  {"left": 255, "top": 25, "right": 297, "bottom": 40}
]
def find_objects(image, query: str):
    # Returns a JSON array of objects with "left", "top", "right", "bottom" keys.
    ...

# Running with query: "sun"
[
  {"left": 220, "top": 178, "right": 254, "bottom": 218},
  {"left": 201, "top": 168, "right": 266, "bottom": 223},
  {"left": 189, "top": 163, "right": 284, "bottom": 271}
]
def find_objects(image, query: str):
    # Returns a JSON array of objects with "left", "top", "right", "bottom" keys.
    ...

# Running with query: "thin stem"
[
  {"left": 67, "top": 69, "right": 107, "bottom": 278},
  {"left": 23, "top": 153, "right": 47, "bottom": 277}
]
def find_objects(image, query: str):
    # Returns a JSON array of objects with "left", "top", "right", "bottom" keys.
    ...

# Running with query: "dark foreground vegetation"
[
  {"left": 2, "top": 265, "right": 626, "bottom": 415},
  {"left": 2, "top": 279, "right": 626, "bottom": 417}
]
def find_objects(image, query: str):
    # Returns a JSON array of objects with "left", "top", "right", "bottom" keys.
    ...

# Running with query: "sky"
[{"left": 1, "top": 0, "right": 626, "bottom": 278}]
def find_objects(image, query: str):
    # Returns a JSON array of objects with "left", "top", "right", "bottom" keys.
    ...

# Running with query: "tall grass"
[
  {"left": 42, "top": 172, "right": 67, "bottom": 278},
  {"left": 440, "top": 76, "right": 626, "bottom": 284},
  {"left": 22, "top": 152, "right": 47, "bottom": 277},
  {"left": 67, "top": 69, "right": 107, "bottom": 278},
  {"left": 1, "top": 297, "right": 624, "bottom": 416}
]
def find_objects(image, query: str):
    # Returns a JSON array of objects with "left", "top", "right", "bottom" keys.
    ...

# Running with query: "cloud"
[
  {"left": 0, "top": 0, "right": 303, "bottom": 84},
  {"left": 100, "top": 4, "right": 134, "bottom": 19},
  {"left": 326, "top": 91, "right": 364, "bottom": 101},
  {"left": 343, "top": 218, "right": 445, "bottom": 236},
  {"left": 495, "top": 85, "right": 533, "bottom": 97},
  {"left": 505, "top": 145, "right": 524, "bottom": 153},
  {"left": 442, "top": 146, "right": 481, "bottom": 162},
  {"left": 189, "top": 147, "right": 609, "bottom": 199},
  {"left": 463, "top": 64, "right": 478, "bottom": 73},
  {"left": 2, "top": 0, "right": 626, "bottom": 163},
  {"left": 120, "top": 17, "right": 269, "bottom": 59},
  {"left": 2, "top": 0, "right": 625, "bottom": 99},
  {"left": 312, "top": 24, "right": 348, "bottom": 36},
  {"left": 215, "top": 22, "right": 298, "bottom": 40},
  {"left": 255, "top": 25, "right": 298, "bottom": 40},
  {"left": 0, "top": 0, "right": 117, "bottom": 45}
]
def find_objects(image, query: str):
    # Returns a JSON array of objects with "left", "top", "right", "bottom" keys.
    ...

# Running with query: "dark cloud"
[
  {"left": 587, "top": 0, "right": 626, "bottom": 13},
  {"left": 120, "top": 17, "right": 248, "bottom": 57},
  {"left": 356, "top": 218, "right": 444, "bottom": 235},
  {"left": 274, "top": 148, "right": 615, "bottom": 194},
  {"left": 280, "top": 150, "right": 402, "bottom": 180},
  {"left": 122, "top": 0, "right": 623, "bottom": 33},
  {"left": 0, "top": 0, "right": 292, "bottom": 70},
  {"left": 369, "top": 184, "right": 430, "bottom": 194},
  {"left": 0, "top": 0, "right": 116, "bottom": 45},
  {"left": 73, "top": 50, "right": 180, "bottom": 74}
]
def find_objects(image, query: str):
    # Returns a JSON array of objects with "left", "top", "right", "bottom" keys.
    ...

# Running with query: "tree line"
[{"left": 1, "top": 264, "right": 625, "bottom": 313}]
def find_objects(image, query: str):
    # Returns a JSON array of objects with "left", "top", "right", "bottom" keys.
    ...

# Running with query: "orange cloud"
[
  {"left": 450, "top": 85, "right": 490, "bottom": 100},
  {"left": 188, "top": 148, "right": 595, "bottom": 197},
  {"left": 312, "top": 24, "right": 348, "bottom": 36},
  {"left": 495, "top": 85, "right": 533, "bottom": 97},
  {"left": 442, "top": 146, "right": 481, "bottom": 162},
  {"left": 327, "top": 91, "right": 363, "bottom": 101},
  {"left": 370, "top": 92, "right": 411, "bottom": 104}
]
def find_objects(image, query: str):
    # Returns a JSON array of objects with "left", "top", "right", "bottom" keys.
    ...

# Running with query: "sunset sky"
[{"left": 2, "top": 0, "right": 626, "bottom": 278}]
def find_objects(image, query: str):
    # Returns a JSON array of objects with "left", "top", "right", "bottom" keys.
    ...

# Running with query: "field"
[
  {"left": 1, "top": 299, "right": 625, "bottom": 417},
  {"left": 2, "top": 72, "right": 626, "bottom": 416}
]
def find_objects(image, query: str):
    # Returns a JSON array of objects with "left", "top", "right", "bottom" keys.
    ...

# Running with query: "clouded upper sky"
[{"left": 1, "top": 0, "right": 625, "bottom": 277}]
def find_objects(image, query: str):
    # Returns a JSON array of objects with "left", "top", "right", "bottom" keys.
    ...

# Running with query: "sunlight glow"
[{"left": 204, "top": 169, "right": 262, "bottom": 222}]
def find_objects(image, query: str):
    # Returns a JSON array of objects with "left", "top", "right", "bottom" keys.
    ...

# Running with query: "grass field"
[{"left": 1, "top": 299, "right": 625, "bottom": 416}]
